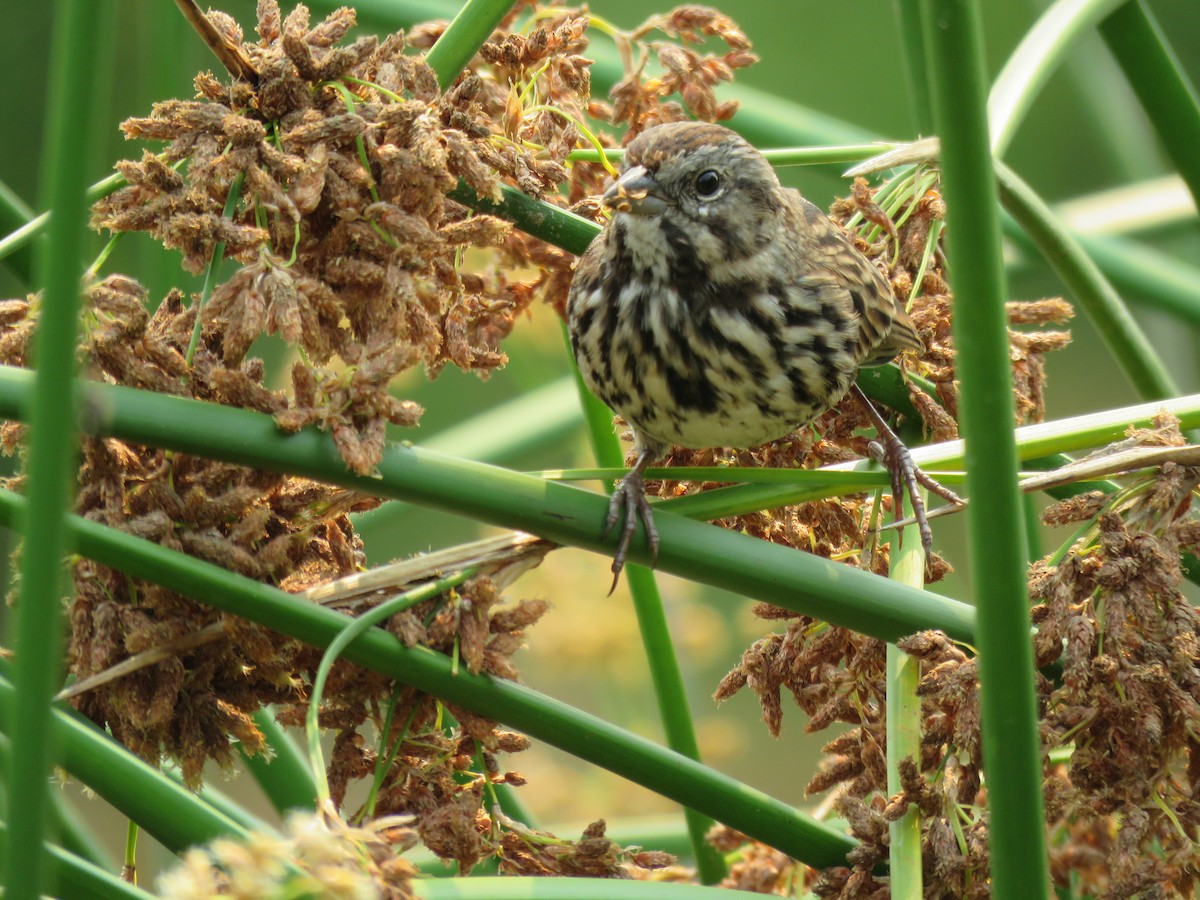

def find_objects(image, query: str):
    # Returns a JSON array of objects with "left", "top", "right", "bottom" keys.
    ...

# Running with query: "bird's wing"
[{"left": 793, "top": 196, "right": 923, "bottom": 366}]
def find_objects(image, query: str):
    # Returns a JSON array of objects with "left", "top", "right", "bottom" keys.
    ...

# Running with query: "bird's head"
[{"left": 602, "top": 122, "right": 785, "bottom": 263}]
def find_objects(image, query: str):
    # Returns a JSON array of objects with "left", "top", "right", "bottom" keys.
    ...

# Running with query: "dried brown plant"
[
  {"left": 716, "top": 412, "right": 1200, "bottom": 897},
  {"left": 1, "top": 0, "right": 763, "bottom": 881}
]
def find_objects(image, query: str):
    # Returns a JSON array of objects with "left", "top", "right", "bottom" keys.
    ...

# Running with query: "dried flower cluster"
[
  {"left": 91, "top": 0, "right": 758, "bottom": 475},
  {"left": 157, "top": 809, "right": 420, "bottom": 899},
  {"left": 1, "top": 276, "right": 375, "bottom": 781},
  {"left": 714, "top": 414, "right": 1200, "bottom": 897},
  {"left": 1031, "top": 414, "right": 1200, "bottom": 897}
]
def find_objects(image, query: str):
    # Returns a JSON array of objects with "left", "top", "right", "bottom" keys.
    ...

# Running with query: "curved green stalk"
[
  {"left": 5, "top": 1, "right": 102, "bottom": 896},
  {"left": 0, "top": 171, "right": 125, "bottom": 267},
  {"left": 919, "top": 0, "right": 1049, "bottom": 896},
  {"left": 0, "top": 822, "right": 154, "bottom": 900},
  {"left": 0, "top": 663, "right": 252, "bottom": 855},
  {"left": 239, "top": 710, "right": 319, "bottom": 815},
  {"left": 1072, "top": 232, "right": 1200, "bottom": 328},
  {"left": 995, "top": 159, "right": 1178, "bottom": 401},
  {"left": 0, "top": 180, "right": 36, "bottom": 284},
  {"left": 305, "top": 569, "right": 476, "bottom": 805},
  {"left": 1099, "top": 1, "right": 1200, "bottom": 209},
  {"left": 0, "top": 488, "right": 859, "bottom": 869},
  {"left": 988, "top": 0, "right": 1126, "bottom": 157}
]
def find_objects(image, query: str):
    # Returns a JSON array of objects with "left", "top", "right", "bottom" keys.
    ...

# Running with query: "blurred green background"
[{"left": 2, "top": 0, "right": 1199, "bottom": 878}]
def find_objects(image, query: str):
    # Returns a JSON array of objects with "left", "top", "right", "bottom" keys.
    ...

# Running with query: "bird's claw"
[
  {"left": 868, "top": 436, "right": 963, "bottom": 563},
  {"left": 603, "top": 470, "right": 660, "bottom": 594}
]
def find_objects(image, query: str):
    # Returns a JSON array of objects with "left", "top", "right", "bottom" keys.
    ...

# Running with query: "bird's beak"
[{"left": 602, "top": 166, "right": 668, "bottom": 216}]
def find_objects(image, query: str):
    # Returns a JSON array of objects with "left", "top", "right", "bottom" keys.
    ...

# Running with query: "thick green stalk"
[
  {"left": 995, "top": 160, "right": 1177, "bottom": 401},
  {"left": 0, "top": 665, "right": 251, "bottom": 855},
  {"left": 0, "top": 489, "right": 858, "bottom": 869},
  {"left": 239, "top": 710, "right": 319, "bottom": 815},
  {"left": 1099, "top": 1, "right": 1200, "bottom": 210},
  {"left": 424, "top": 0, "right": 514, "bottom": 91},
  {"left": 449, "top": 181, "right": 597, "bottom": 255},
  {"left": 0, "top": 366, "right": 977, "bottom": 643},
  {"left": 0, "top": 822, "right": 154, "bottom": 900},
  {"left": 887, "top": 516, "right": 926, "bottom": 899},
  {"left": 919, "top": 0, "right": 1049, "bottom": 896},
  {"left": 5, "top": 0, "right": 101, "bottom": 895}
]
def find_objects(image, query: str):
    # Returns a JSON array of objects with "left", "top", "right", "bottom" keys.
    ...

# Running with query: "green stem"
[
  {"left": 0, "top": 172, "right": 125, "bottom": 267},
  {"left": 0, "top": 488, "right": 859, "bottom": 869},
  {"left": 995, "top": 159, "right": 1178, "bottom": 401},
  {"left": 0, "top": 180, "right": 36, "bottom": 284},
  {"left": 239, "top": 709, "right": 318, "bottom": 815},
  {"left": 0, "top": 366, "right": 978, "bottom": 642},
  {"left": 305, "top": 569, "right": 477, "bottom": 805},
  {"left": 920, "top": 0, "right": 1049, "bottom": 896},
  {"left": 123, "top": 821, "right": 138, "bottom": 883},
  {"left": 186, "top": 170, "right": 245, "bottom": 364},
  {"left": 1099, "top": 1, "right": 1200, "bottom": 210},
  {"left": 0, "top": 822, "right": 154, "bottom": 900},
  {"left": 424, "top": 0, "right": 515, "bottom": 91},
  {"left": 887, "top": 511, "right": 925, "bottom": 899},
  {"left": 448, "top": 180, "right": 598, "bottom": 255},
  {"left": 5, "top": 1, "right": 102, "bottom": 896}
]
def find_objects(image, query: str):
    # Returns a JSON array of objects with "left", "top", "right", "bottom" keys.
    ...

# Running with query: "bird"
[{"left": 566, "top": 121, "right": 959, "bottom": 588}]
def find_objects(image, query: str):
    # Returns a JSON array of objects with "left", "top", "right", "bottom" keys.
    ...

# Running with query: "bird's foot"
[
  {"left": 853, "top": 384, "right": 963, "bottom": 566},
  {"left": 868, "top": 434, "right": 964, "bottom": 560},
  {"left": 604, "top": 466, "right": 660, "bottom": 595}
]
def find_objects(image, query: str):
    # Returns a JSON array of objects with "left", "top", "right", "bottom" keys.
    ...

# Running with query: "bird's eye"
[{"left": 695, "top": 170, "right": 721, "bottom": 198}]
